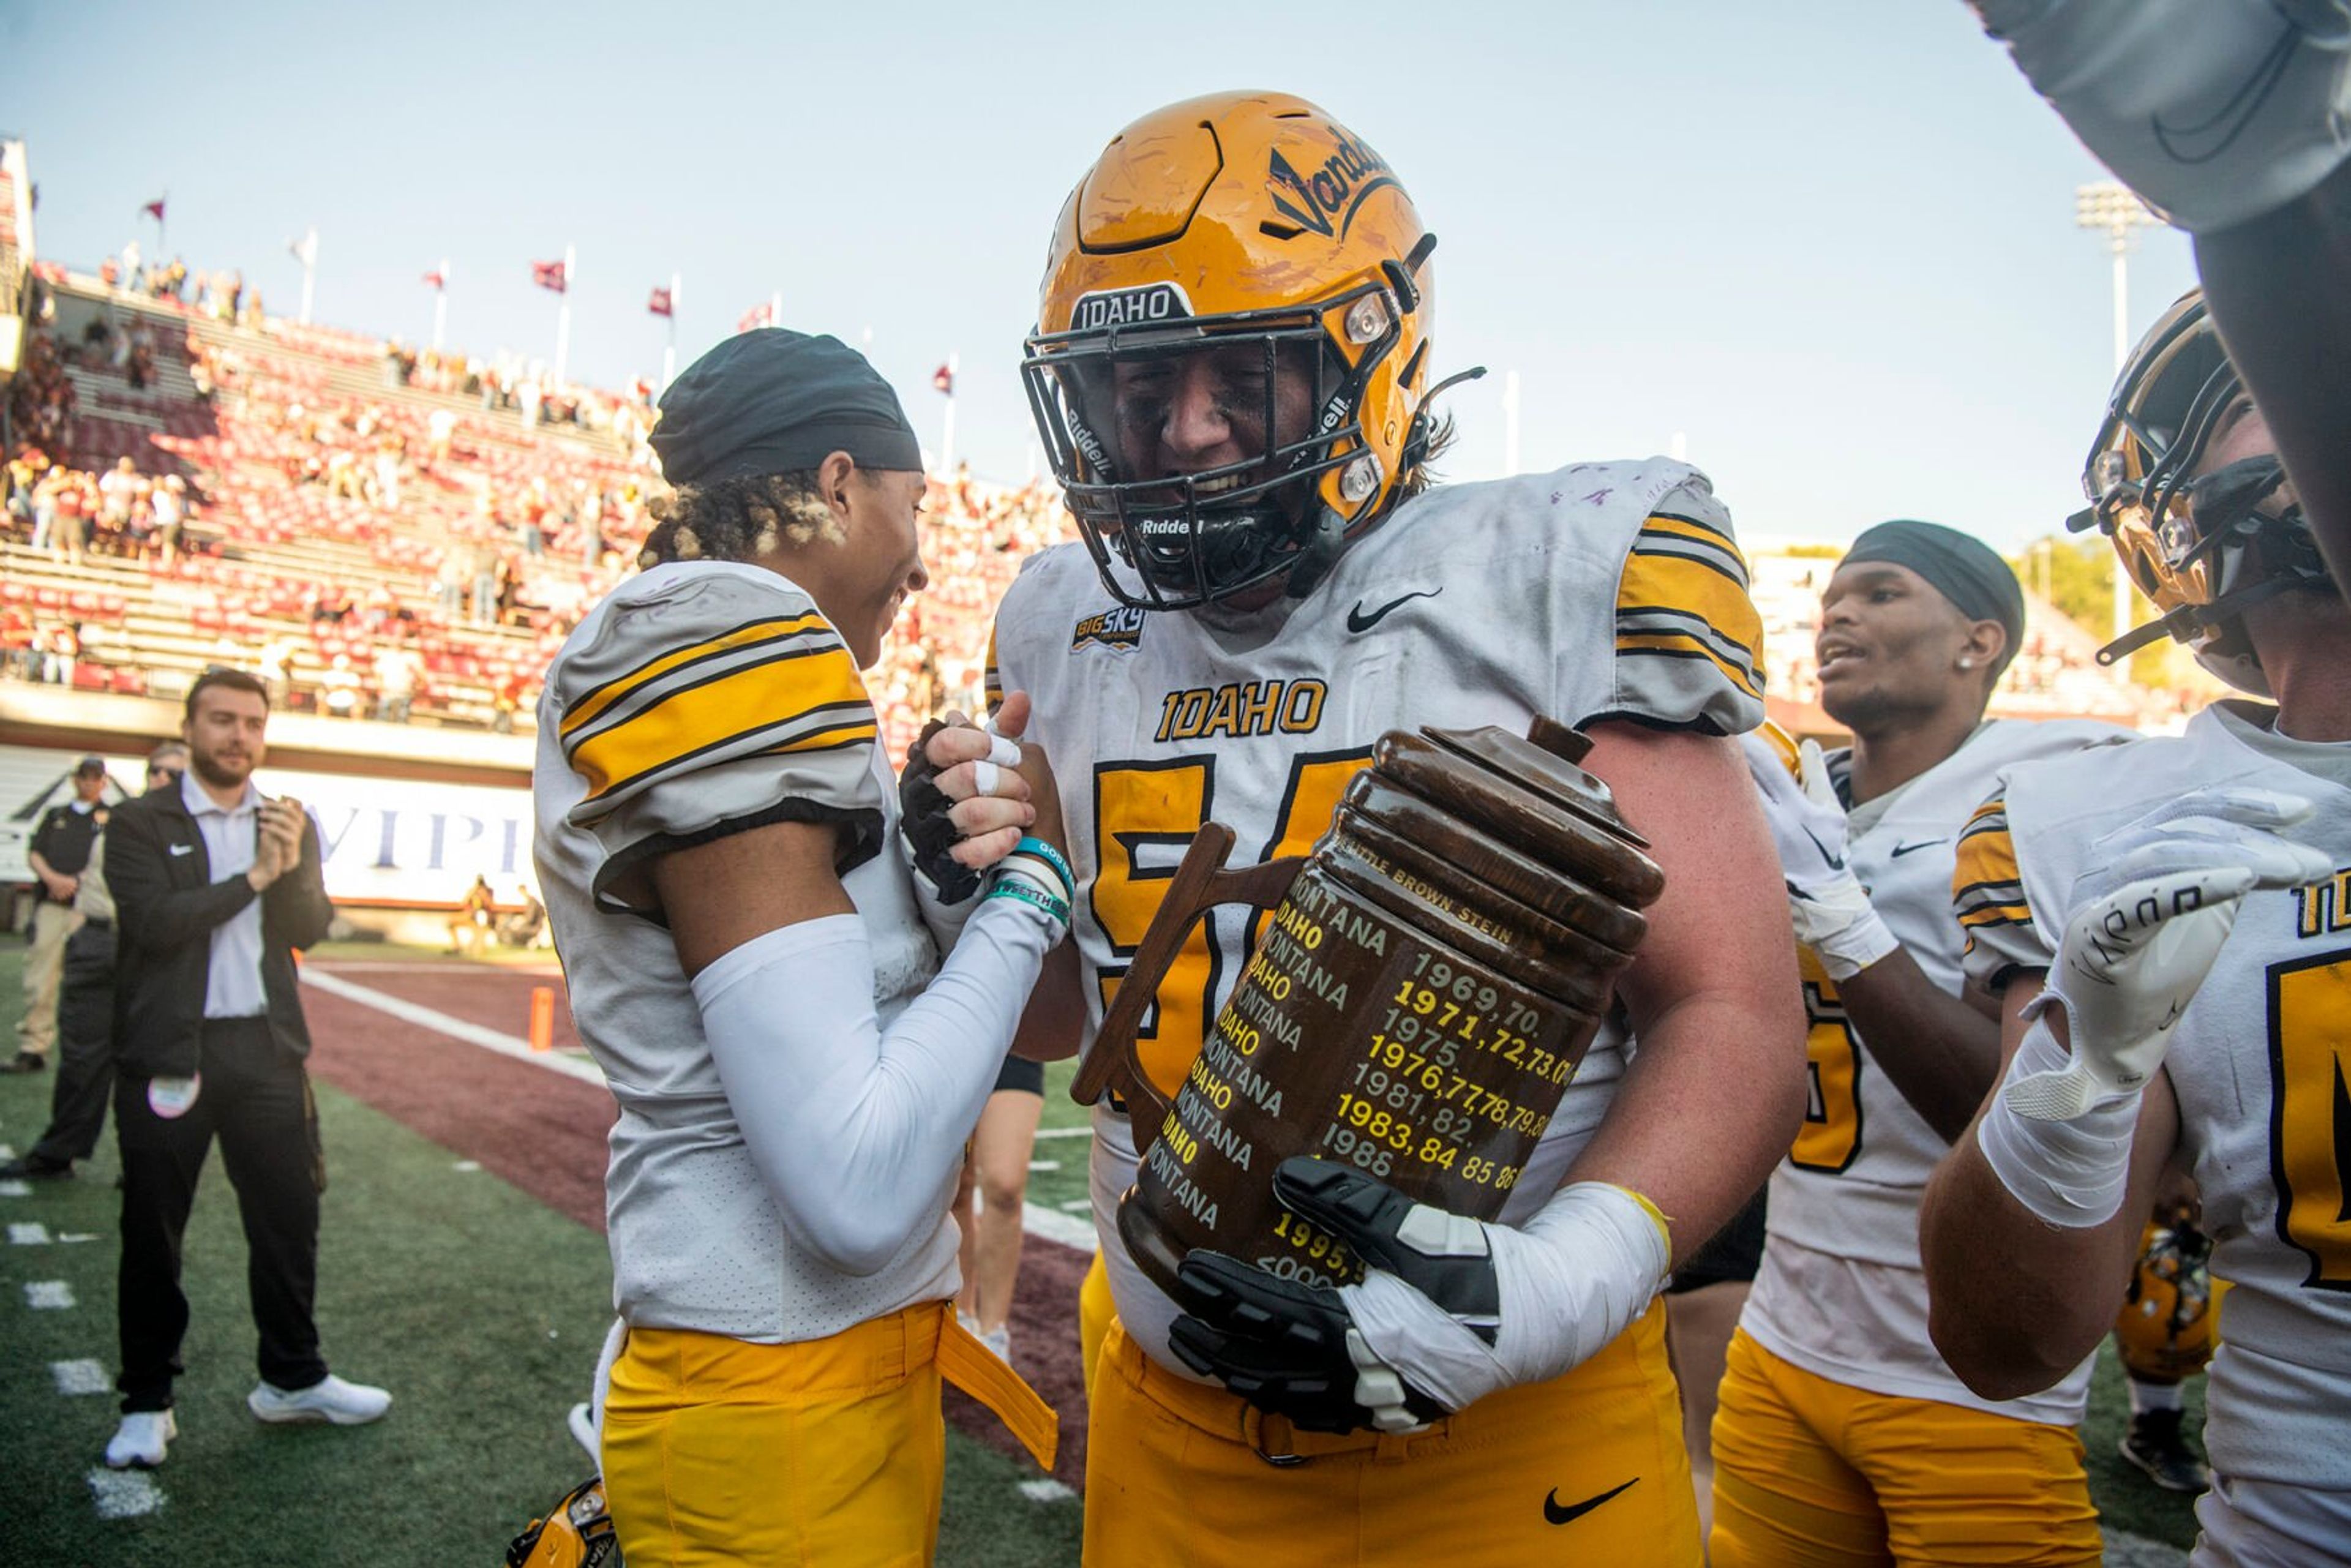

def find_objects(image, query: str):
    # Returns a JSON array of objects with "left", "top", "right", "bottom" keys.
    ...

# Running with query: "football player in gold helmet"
[
  {"left": 1927, "top": 294, "right": 2351, "bottom": 1562},
  {"left": 986, "top": 91, "right": 1804, "bottom": 1566}
]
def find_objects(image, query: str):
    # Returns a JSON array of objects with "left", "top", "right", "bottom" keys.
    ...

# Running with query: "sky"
[{"left": 4, "top": 0, "right": 2199, "bottom": 552}]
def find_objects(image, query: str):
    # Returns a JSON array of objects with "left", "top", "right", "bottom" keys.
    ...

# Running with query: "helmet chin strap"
[{"left": 1282, "top": 505, "right": 1351, "bottom": 599}]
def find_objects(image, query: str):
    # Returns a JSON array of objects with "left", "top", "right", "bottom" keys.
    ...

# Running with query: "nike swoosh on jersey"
[
  {"left": 1889, "top": 839, "right": 1950, "bottom": 858},
  {"left": 1348, "top": 587, "right": 1442, "bottom": 633},
  {"left": 1543, "top": 1477, "right": 1638, "bottom": 1526},
  {"left": 169, "top": 844, "right": 195, "bottom": 857}
]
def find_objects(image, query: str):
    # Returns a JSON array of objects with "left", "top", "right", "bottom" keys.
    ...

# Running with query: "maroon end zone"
[{"left": 299, "top": 958, "right": 1095, "bottom": 1487}]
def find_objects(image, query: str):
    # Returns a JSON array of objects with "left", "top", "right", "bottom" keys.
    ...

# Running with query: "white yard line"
[
  {"left": 0, "top": 1179, "right": 32, "bottom": 1198},
  {"left": 51, "top": 1359, "right": 110, "bottom": 1395},
  {"left": 10, "top": 1221, "right": 53, "bottom": 1245},
  {"left": 25, "top": 1280, "right": 75, "bottom": 1309},
  {"left": 86, "top": 1467, "right": 166, "bottom": 1519},
  {"left": 1017, "top": 1478, "right": 1078, "bottom": 1503},
  {"left": 1021, "top": 1202, "right": 1096, "bottom": 1252},
  {"left": 300, "top": 969, "right": 605, "bottom": 1086}
]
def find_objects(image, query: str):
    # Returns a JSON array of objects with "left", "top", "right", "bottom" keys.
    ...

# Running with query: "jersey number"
[
  {"left": 2267, "top": 951, "right": 2351, "bottom": 1291},
  {"left": 1791, "top": 955, "right": 1864, "bottom": 1174},
  {"left": 1093, "top": 750, "right": 1372, "bottom": 1100}
]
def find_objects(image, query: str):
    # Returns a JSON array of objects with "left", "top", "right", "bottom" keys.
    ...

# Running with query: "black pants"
[
  {"left": 114, "top": 1017, "right": 328, "bottom": 1412},
  {"left": 29, "top": 921, "right": 118, "bottom": 1166}
]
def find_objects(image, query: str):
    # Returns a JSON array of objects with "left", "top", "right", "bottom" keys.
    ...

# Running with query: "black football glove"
[
  {"left": 1167, "top": 1157, "right": 1502, "bottom": 1435},
  {"left": 899, "top": 718, "right": 981, "bottom": 906}
]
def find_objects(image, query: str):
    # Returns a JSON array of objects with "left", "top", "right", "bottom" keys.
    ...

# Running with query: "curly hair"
[{"left": 637, "top": 470, "right": 846, "bottom": 569}]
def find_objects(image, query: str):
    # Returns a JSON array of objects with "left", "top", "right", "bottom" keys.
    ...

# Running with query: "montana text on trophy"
[{"left": 1076, "top": 719, "right": 1665, "bottom": 1297}]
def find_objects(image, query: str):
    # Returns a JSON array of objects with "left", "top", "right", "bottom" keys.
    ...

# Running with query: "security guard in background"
[
  {"left": 12, "top": 756, "right": 111, "bottom": 1074},
  {"left": 2, "top": 744, "right": 189, "bottom": 1179}
]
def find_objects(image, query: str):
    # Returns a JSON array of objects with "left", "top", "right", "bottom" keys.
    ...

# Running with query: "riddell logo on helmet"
[
  {"left": 1069, "top": 282, "right": 1193, "bottom": 332},
  {"left": 1265, "top": 129, "right": 1396, "bottom": 241}
]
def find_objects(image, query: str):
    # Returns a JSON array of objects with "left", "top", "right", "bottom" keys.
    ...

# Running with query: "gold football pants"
[
  {"left": 1708, "top": 1329, "right": 2100, "bottom": 1567},
  {"left": 602, "top": 1300, "right": 1053, "bottom": 1567},
  {"left": 1083, "top": 1301, "right": 1700, "bottom": 1567}
]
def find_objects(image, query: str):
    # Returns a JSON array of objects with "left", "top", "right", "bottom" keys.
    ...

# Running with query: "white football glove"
[
  {"left": 1740, "top": 732, "right": 1898, "bottom": 981},
  {"left": 1979, "top": 787, "right": 2331, "bottom": 1226},
  {"left": 2006, "top": 788, "right": 2333, "bottom": 1120},
  {"left": 1975, "top": 0, "right": 2351, "bottom": 233}
]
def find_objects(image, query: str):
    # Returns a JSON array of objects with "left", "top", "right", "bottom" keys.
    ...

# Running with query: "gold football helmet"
[
  {"left": 1022, "top": 91, "right": 1450, "bottom": 609},
  {"left": 2113, "top": 1208, "right": 2221, "bottom": 1384},
  {"left": 2077, "top": 288, "right": 2331, "bottom": 692}
]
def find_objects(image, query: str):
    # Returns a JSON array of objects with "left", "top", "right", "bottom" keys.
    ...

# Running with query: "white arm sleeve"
[{"left": 689, "top": 898, "right": 1054, "bottom": 1276}]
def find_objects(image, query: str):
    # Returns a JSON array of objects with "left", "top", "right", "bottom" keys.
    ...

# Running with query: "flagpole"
[
  {"left": 298, "top": 227, "right": 317, "bottom": 326},
  {"left": 940, "top": 351, "right": 959, "bottom": 476},
  {"left": 661, "top": 271, "right": 680, "bottom": 395},
  {"left": 432, "top": 258, "right": 448, "bottom": 353},
  {"left": 555, "top": 242, "right": 576, "bottom": 387}
]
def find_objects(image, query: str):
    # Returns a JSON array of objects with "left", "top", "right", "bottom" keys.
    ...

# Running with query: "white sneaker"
[
  {"left": 981, "top": 1325, "right": 1012, "bottom": 1364},
  {"left": 247, "top": 1373, "right": 392, "bottom": 1426},
  {"left": 105, "top": 1410, "right": 176, "bottom": 1469}
]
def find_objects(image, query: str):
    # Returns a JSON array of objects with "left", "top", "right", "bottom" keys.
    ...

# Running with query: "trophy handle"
[{"left": 1071, "top": 825, "right": 1307, "bottom": 1149}]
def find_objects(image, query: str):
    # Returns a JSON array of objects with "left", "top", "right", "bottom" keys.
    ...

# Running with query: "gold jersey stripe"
[
  {"left": 571, "top": 645, "right": 871, "bottom": 801},
  {"left": 1638, "top": 512, "right": 1747, "bottom": 563},
  {"left": 1952, "top": 809, "right": 2023, "bottom": 897},
  {"left": 561, "top": 612, "right": 832, "bottom": 740},
  {"left": 1617, "top": 549, "right": 1766, "bottom": 667},
  {"left": 1615, "top": 631, "right": 1764, "bottom": 700},
  {"left": 1957, "top": 899, "right": 2034, "bottom": 929}
]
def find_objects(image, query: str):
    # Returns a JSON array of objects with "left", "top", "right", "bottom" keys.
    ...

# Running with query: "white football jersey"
[
  {"left": 534, "top": 561, "right": 951, "bottom": 1345},
  {"left": 990, "top": 460, "right": 1768, "bottom": 1376},
  {"left": 1958, "top": 701, "right": 2351, "bottom": 1542},
  {"left": 1742, "top": 718, "right": 2130, "bottom": 1424}
]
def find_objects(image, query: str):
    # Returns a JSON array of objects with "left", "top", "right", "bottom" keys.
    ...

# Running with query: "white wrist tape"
[
  {"left": 691, "top": 902, "right": 1051, "bottom": 1275},
  {"left": 1975, "top": 1008, "right": 2143, "bottom": 1228},
  {"left": 1804, "top": 882, "right": 1902, "bottom": 982},
  {"left": 1340, "top": 1182, "right": 1670, "bottom": 1410}
]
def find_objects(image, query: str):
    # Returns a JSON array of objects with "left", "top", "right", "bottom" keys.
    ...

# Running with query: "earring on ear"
[{"left": 1957, "top": 657, "right": 1974, "bottom": 669}]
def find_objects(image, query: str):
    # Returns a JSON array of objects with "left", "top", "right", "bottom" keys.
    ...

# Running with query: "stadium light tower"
[{"left": 2077, "top": 181, "right": 2161, "bottom": 650}]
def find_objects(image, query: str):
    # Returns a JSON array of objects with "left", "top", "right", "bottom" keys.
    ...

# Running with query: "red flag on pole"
[
  {"left": 648, "top": 287, "right": 674, "bottom": 318},
  {"left": 932, "top": 363, "right": 954, "bottom": 396},
  {"left": 422, "top": 268, "right": 446, "bottom": 290},
  {"left": 736, "top": 300, "right": 776, "bottom": 334},
  {"left": 141, "top": 197, "right": 166, "bottom": 222},
  {"left": 531, "top": 258, "right": 569, "bottom": 294}
]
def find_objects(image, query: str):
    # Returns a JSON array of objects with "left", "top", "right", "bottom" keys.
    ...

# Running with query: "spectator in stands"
[
  {"left": 0, "top": 606, "right": 34, "bottom": 680},
  {"left": 257, "top": 636, "right": 301, "bottom": 710},
  {"left": 39, "top": 623, "right": 80, "bottom": 685},
  {"left": 152, "top": 476, "right": 186, "bottom": 566},
  {"left": 320, "top": 655, "right": 361, "bottom": 719},
  {"left": 433, "top": 549, "right": 467, "bottom": 618},
  {"left": 375, "top": 645, "right": 419, "bottom": 724},
  {"left": 491, "top": 669, "right": 525, "bottom": 734},
  {"left": 470, "top": 541, "right": 500, "bottom": 625}
]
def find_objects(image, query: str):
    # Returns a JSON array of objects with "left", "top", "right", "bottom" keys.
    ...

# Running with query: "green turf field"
[
  {"left": 0, "top": 947, "right": 1080, "bottom": 1566},
  {"left": 0, "top": 936, "right": 2203, "bottom": 1559}
]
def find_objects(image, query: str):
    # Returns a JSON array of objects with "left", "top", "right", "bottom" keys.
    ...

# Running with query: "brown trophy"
[{"left": 1071, "top": 718, "right": 1665, "bottom": 1297}]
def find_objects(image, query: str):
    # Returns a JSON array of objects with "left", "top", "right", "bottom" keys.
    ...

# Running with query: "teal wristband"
[
  {"left": 1011, "top": 836, "right": 1075, "bottom": 900},
  {"left": 986, "top": 876, "right": 1070, "bottom": 931}
]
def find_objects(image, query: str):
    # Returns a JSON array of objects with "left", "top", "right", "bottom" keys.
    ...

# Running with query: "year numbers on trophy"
[
  {"left": 1347, "top": 1062, "right": 1431, "bottom": 1115},
  {"left": 1318, "top": 1122, "right": 1397, "bottom": 1176},
  {"left": 1371, "top": 1017, "right": 1462, "bottom": 1067}
]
